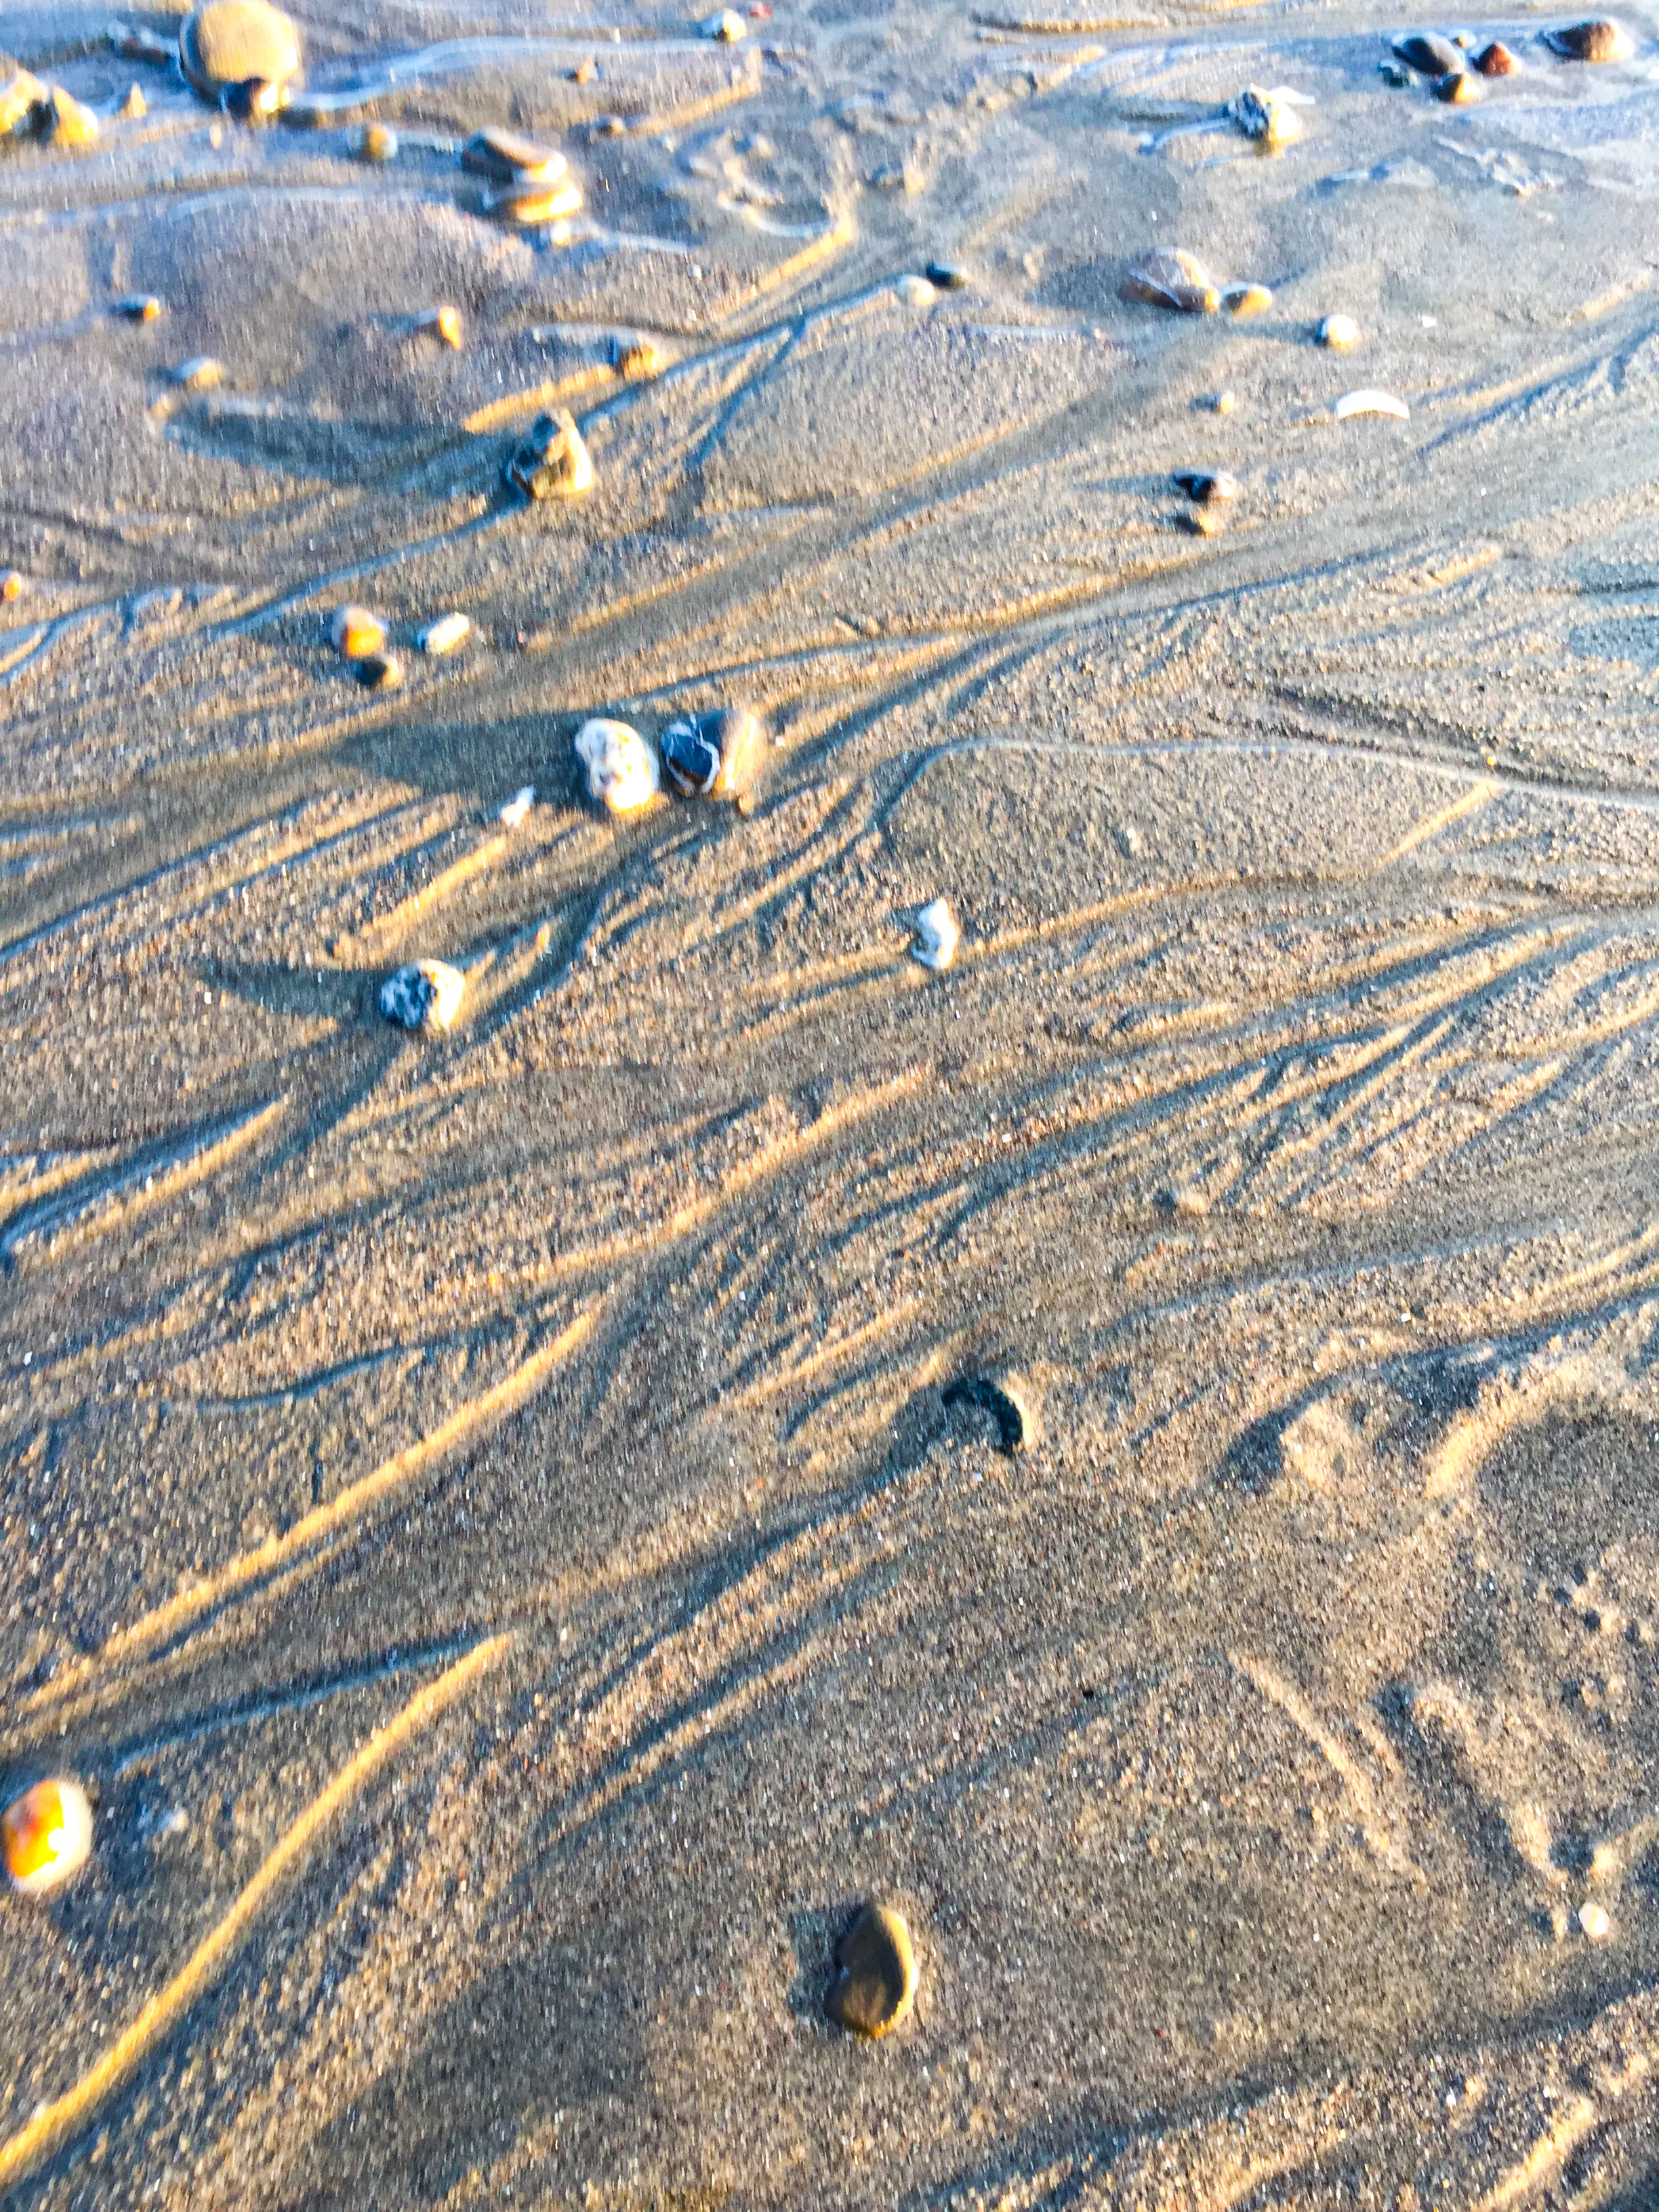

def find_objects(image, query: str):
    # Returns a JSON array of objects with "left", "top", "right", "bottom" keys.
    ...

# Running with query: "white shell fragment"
[
  {"left": 575, "top": 718, "right": 659, "bottom": 815},
  {"left": 380, "top": 960, "right": 466, "bottom": 1035},
  {"left": 1333, "top": 388, "right": 1410, "bottom": 420},
  {"left": 417, "top": 611, "right": 472, "bottom": 655},
  {"left": 1318, "top": 314, "right": 1361, "bottom": 348},
  {"left": 499, "top": 785, "right": 535, "bottom": 827},
  {"left": 1227, "top": 85, "right": 1305, "bottom": 144},
  {"left": 701, "top": 7, "right": 747, "bottom": 36},
  {"left": 912, "top": 898, "right": 960, "bottom": 971}
]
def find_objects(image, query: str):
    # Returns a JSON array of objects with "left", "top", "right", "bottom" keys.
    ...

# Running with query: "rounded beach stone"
[
  {"left": 613, "top": 337, "right": 661, "bottom": 380},
  {"left": 913, "top": 897, "right": 959, "bottom": 970},
  {"left": 1, "top": 570, "right": 23, "bottom": 602},
  {"left": 419, "top": 303, "right": 464, "bottom": 348},
  {"left": 359, "top": 120, "right": 398, "bottom": 161},
  {"left": 1475, "top": 39, "right": 1517, "bottom": 73},
  {"left": 1544, "top": 18, "right": 1633, "bottom": 59},
  {"left": 331, "top": 604, "right": 386, "bottom": 659},
  {"left": 462, "top": 126, "right": 568, "bottom": 183},
  {"left": 925, "top": 260, "right": 969, "bottom": 290},
  {"left": 1223, "top": 281, "right": 1273, "bottom": 315},
  {"left": 483, "top": 176, "right": 583, "bottom": 224},
  {"left": 36, "top": 85, "right": 100, "bottom": 146},
  {"left": 170, "top": 354, "right": 222, "bottom": 392},
  {"left": 1, "top": 65, "right": 47, "bottom": 135},
  {"left": 1393, "top": 30, "right": 1464, "bottom": 75},
  {"left": 113, "top": 293, "right": 163, "bottom": 321},
  {"left": 701, "top": 8, "right": 747, "bottom": 37},
  {"left": 354, "top": 650, "right": 401, "bottom": 691},
  {"left": 179, "top": 0, "right": 302, "bottom": 101},
  {"left": 1317, "top": 313, "right": 1360, "bottom": 348},
  {"left": 1436, "top": 68, "right": 1479, "bottom": 101},
  {"left": 1173, "top": 470, "right": 1237, "bottom": 504},
  {"left": 825, "top": 1903, "right": 916, "bottom": 2038},
  {"left": 1121, "top": 249, "right": 1218, "bottom": 314},
  {"left": 504, "top": 409, "right": 592, "bottom": 500},
  {"left": 417, "top": 611, "right": 472, "bottom": 655},
  {"left": 575, "top": 718, "right": 659, "bottom": 814},
  {"left": 660, "top": 708, "right": 762, "bottom": 799},
  {"left": 897, "top": 274, "right": 937, "bottom": 308},
  {"left": 381, "top": 960, "right": 464, "bottom": 1035},
  {"left": 3, "top": 1778, "right": 92, "bottom": 1898}
]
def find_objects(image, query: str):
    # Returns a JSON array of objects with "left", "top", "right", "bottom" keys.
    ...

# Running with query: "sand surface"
[{"left": 7, "top": 0, "right": 1659, "bottom": 2201}]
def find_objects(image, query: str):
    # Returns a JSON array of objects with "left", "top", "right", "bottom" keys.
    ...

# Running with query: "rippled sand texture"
[{"left": 11, "top": 0, "right": 1659, "bottom": 2202}]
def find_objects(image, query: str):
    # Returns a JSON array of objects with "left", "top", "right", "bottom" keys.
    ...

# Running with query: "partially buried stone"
[
  {"left": 1223, "top": 281, "right": 1272, "bottom": 315},
  {"left": 570, "top": 56, "right": 598, "bottom": 83},
  {"left": 462, "top": 125, "right": 569, "bottom": 183},
  {"left": 113, "top": 292, "right": 163, "bottom": 321},
  {"left": 33, "top": 85, "right": 100, "bottom": 146},
  {"left": 3, "top": 1778, "right": 92, "bottom": 1898},
  {"left": 355, "top": 650, "right": 401, "bottom": 691},
  {"left": 912, "top": 897, "right": 958, "bottom": 970},
  {"left": 179, "top": 0, "right": 302, "bottom": 102},
  {"left": 613, "top": 335, "right": 661, "bottom": 379},
  {"left": 170, "top": 354, "right": 222, "bottom": 391},
  {"left": 222, "top": 74, "right": 283, "bottom": 121},
  {"left": 115, "top": 23, "right": 176, "bottom": 62},
  {"left": 485, "top": 176, "right": 583, "bottom": 224},
  {"left": 381, "top": 960, "right": 464, "bottom": 1035},
  {"left": 1121, "top": 248, "right": 1219, "bottom": 314},
  {"left": 1544, "top": 18, "right": 1633, "bottom": 59},
  {"left": 331, "top": 603, "right": 385, "bottom": 658},
  {"left": 1393, "top": 30, "right": 1465, "bottom": 75},
  {"left": 574, "top": 718, "right": 659, "bottom": 815},
  {"left": 659, "top": 708, "right": 761, "bottom": 799},
  {"left": 1174, "top": 470, "right": 1237, "bottom": 504},
  {"left": 1436, "top": 68, "right": 1479, "bottom": 101},
  {"left": 504, "top": 409, "right": 592, "bottom": 499},
  {"left": 897, "top": 273, "right": 937, "bottom": 308},
  {"left": 1227, "top": 85, "right": 1300, "bottom": 144},
  {"left": 825, "top": 1904, "right": 916, "bottom": 2039},
  {"left": 359, "top": 120, "right": 397, "bottom": 161},
  {"left": 1475, "top": 39, "right": 1517, "bottom": 73}
]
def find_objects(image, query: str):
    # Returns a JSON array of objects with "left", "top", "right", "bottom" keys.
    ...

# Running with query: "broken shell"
[
  {"left": 34, "top": 85, "right": 100, "bottom": 146},
  {"left": 1, "top": 571, "right": 22, "bottom": 602},
  {"left": 355, "top": 651, "right": 401, "bottom": 691},
  {"left": 1435, "top": 67, "right": 1479, "bottom": 101},
  {"left": 1475, "top": 38, "right": 1517, "bottom": 72},
  {"left": 331, "top": 603, "right": 386, "bottom": 658},
  {"left": 504, "top": 409, "right": 592, "bottom": 500},
  {"left": 1222, "top": 281, "right": 1273, "bottom": 315},
  {"left": 499, "top": 784, "right": 535, "bottom": 827},
  {"left": 1317, "top": 312, "right": 1360, "bottom": 348},
  {"left": 1121, "top": 248, "right": 1219, "bottom": 314},
  {"left": 462, "top": 126, "right": 569, "bottom": 183},
  {"left": 575, "top": 717, "right": 659, "bottom": 815},
  {"left": 359, "top": 119, "right": 398, "bottom": 161},
  {"left": 825, "top": 1904, "right": 916, "bottom": 2039},
  {"left": 380, "top": 959, "right": 464, "bottom": 1035},
  {"left": 943, "top": 1373, "right": 1032, "bottom": 1452},
  {"left": 170, "top": 354, "right": 222, "bottom": 391},
  {"left": 179, "top": 0, "right": 302, "bottom": 101},
  {"left": 1333, "top": 388, "right": 1410, "bottom": 420},
  {"left": 1173, "top": 470, "right": 1237, "bottom": 504},
  {"left": 897, "top": 273, "right": 937, "bottom": 308},
  {"left": 485, "top": 177, "right": 583, "bottom": 225},
  {"left": 659, "top": 708, "right": 762, "bottom": 799},
  {"left": 1393, "top": 30, "right": 1465, "bottom": 75},
  {"left": 222, "top": 73, "right": 283, "bottom": 120},
  {"left": 912, "top": 897, "right": 959, "bottom": 970},
  {"left": 3, "top": 1778, "right": 93, "bottom": 1898},
  {"left": 417, "top": 611, "right": 472, "bottom": 655},
  {"left": 418, "top": 303, "right": 464, "bottom": 347},
  {"left": 613, "top": 336, "right": 661, "bottom": 380},
  {"left": 1227, "top": 85, "right": 1301, "bottom": 144},
  {"left": 1544, "top": 18, "right": 1633, "bottom": 59},
  {"left": 700, "top": 7, "right": 747, "bottom": 37}
]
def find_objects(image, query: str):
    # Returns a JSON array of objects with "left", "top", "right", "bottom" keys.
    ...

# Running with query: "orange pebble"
[
  {"left": 330, "top": 602, "right": 386, "bottom": 659},
  {"left": 1, "top": 569, "right": 22, "bottom": 602},
  {"left": 3, "top": 1778, "right": 92, "bottom": 1896}
]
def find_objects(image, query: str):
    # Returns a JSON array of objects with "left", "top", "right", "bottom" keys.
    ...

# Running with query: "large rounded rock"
[{"left": 179, "top": 0, "right": 302, "bottom": 102}]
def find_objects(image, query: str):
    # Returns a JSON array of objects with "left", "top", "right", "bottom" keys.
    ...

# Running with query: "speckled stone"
[
  {"left": 380, "top": 960, "right": 464, "bottom": 1034},
  {"left": 659, "top": 708, "right": 762, "bottom": 799}
]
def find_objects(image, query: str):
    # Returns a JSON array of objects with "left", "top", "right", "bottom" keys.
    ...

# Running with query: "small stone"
[
  {"left": 1545, "top": 18, "right": 1633, "bottom": 60},
  {"left": 119, "top": 82, "right": 147, "bottom": 117},
  {"left": 1317, "top": 312, "right": 1361, "bottom": 348},
  {"left": 700, "top": 7, "right": 747, "bottom": 37},
  {"left": 484, "top": 176, "right": 583, "bottom": 224},
  {"left": 354, "top": 650, "right": 401, "bottom": 691},
  {"left": 1334, "top": 388, "right": 1410, "bottom": 421},
  {"left": 179, "top": 0, "right": 302, "bottom": 101},
  {"left": 419, "top": 302, "right": 463, "bottom": 347},
  {"left": 1173, "top": 470, "right": 1237, "bottom": 504},
  {"left": 222, "top": 73, "right": 282, "bottom": 120},
  {"left": 112, "top": 292, "right": 163, "bottom": 321},
  {"left": 1578, "top": 1900, "right": 1612, "bottom": 1940},
  {"left": 1223, "top": 281, "right": 1273, "bottom": 316},
  {"left": 1393, "top": 30, "right": 1465, "bottom": 75},
  {"left": 359, "top": 119, "right": 398, "bottom": 161},
  {"left": 924, "top": 259, "right": 968, "bottom": 289},
  {"left": 462, "top": 125, "right": 569, "bottom": 184},
  {"left": 1122, "top": 248, "right": 1219, "bottom": 314},
  {"left": 575, "top": 717, "right": 659, "bottom": 815},
  {"left": 380, "top": 959, "right": 465, "bottom": 1035},
  {"left": 417, "top": 610, "right": 472, "bottom": 655},
  {"left": 660, "top": 707, "right": 762, "bottom": 799},
  {"left": 331, "top": 603, "right": 385, "bottom": 658},
  {"left": 1227, "top": 85, "right": 1301, "bottom": 144},
  {"left": 0, "top": 65, "right": 47, "bottom": 134},
  {"left": 570, "top": 57, "right": 598, "bottom": 83},
  {"left": 613, "top": 336, "right": 661, "bottom": 380},
  {"left": 897, "top": 273, "right": 937, "bottom": 308},
  {"left": 1206, "top": 389, "right": 1237, "bottom": 415},
  {"left": 1379, "top": 60, "right": 1412, "bottom": 84},
  {"left": 912, "top": 897, "right": 959, "bottom": 970},
  {"left": 34, "top": 85, "right": 100, "bottom": 146},
  {"left": 1475, "top": 39, "right": 1517, "bottom": 73},
  {"left": 115, "top": 24, "right": 176, "bottom": 62},
  {"left": 1436, "top": 68, "right": 1479, "bottom": 101},
  {"left": 1, "top": 569, "right": 23, "bottom": 602},
  {"left": 3, "top": 1778, "right": 92, "bottom": 1898},
  {"left": 825, "top": 1904, "right": 916, "bottom": 2039},
  {"left": 499, "top": 784, "right": 535, "bottom": 827},
  {"left": 170, "top": 354, "right": 222, "bottom": 391},
  {"left": 504, "top": 409, "right": 592, "bottom": 500}
]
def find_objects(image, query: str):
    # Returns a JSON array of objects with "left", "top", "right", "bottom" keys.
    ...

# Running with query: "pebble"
[
  {"left": 380, "top": 960, "right": 464, "bottom": 1035},
  {"left": 701, "top": 7, "right": 747, "bottom": 37},
  {"left": 1, "top": 571, "right": 22, "bottom": 602},
  {"left": 504, "top": 409, "right": 593, "bottom": 500},
  {"left": 575, "top": 717, "right": 659, "bottom": 814},
  {"left": 170, "top": 354, "right": 222, "bottom": 391},
  {"left": 1475, "top": 39, "right": 1517, "bottom": 73},
  {"left": 35, "top": 85, "right": 100, "bottom": 146},
  {"left": 359, "top": 120, "right": 398, "bottom": 161},
  {"left": 178, "top": 0, "right": 302, "bottom": 102},
  {"left": 1121, "top": 248, "right": 1219, "bottom": 314},
  {"left": 1206, "top": 389, "right": 1237, "bottom": 415},
  {"left": 1, "top": 66, "right": 46, "bottom": 134},
  {"left": 115, "top": 23, "right": 176, "bottom": 62},
  {"left": 3, "top": 1778, "right": 92, "bottom": 1898},
  {"left": 1578, "top": 1900, "right": 1612, "bottom": 1940},
  {"left": 354, "top": 650, "right": 401, "bottom": 691},
  {"left": 418, "top": 303, "right": 464, "bottom": 348},
  {"left": 1334, "top": 388, "right": 1410, "bottom": 420},
  {"left": 659, "top": 707, "right": 762, "bottom": 799},
  {"left": 1174, "top": 470, "right": 1237, "bottom": 504},
  {"left": 825, "top": 1904, "right": 917, "bottom": 2039},
  {"left": 462, "top": 126, "right": 569, "bottom": 184},
  {"left": 1393, "top": 30, "right": 1465, "bottom": 75},
  {"left": 222, "top": 74, "right": 283, "bottom": 120},
  {"left": 484, "top": 176, "right": 583, "bottom": 224},
  {"left": 417, "top": 610, "right": 472, "bottom": 655},
  {"left": 1317, "top": 313, "right": 1361, "bottom": 348},
  {"left": 897, "top": 273, "right": 937, "bottom": 308},
  {"left": 1227, "top": 85, "right": 1301, "bottom": 145},
  {"left": 499, "top": 785, "right": 535, "bottom": 827},
  {"left": 331, "top": 603, "right": 386, "bottom": 658},
  {"left": 613, "top": 336, "right": 661, "bottom": 380},
  {"left": 1436, "top": 68, "right": 1479, "bottom": 102},
  {"left": 1545, "top": 18, "right": 1633, "bottom": 60},
  {"left": 1379, "top": 59, "right": 1412, "bottom": 85},
  {"left": 925, "top": 259, "right": 969, "bottom": 290},
  {"left": 912, "top": 897, "right": 960, "bottom": 970},
  {"left": 112, "top": 293, "right": 163, "bottom": 322},
  {"left": 571, "top": 57, "right": 598, "bottom": 83},
  {"left": 118, "top": 82, "right": 147, "bottom": 118},
  {"left": 1223, "top": 281, "right": 1273, "bottom": 315}
]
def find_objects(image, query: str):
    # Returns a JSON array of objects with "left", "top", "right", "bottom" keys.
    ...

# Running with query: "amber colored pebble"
[
  {"left": 1, "top": 570, "right": 22, "bottom": 602},
  {"left": 1475, "top": 39, "right": 1517, "bottom": 73},
  {"left": 825, "top": 1904, "right": 916, "bottom": 2039},
  {"left": 3, "top": 1778, "right": 92, "bottom": 1897},
  {"left": 331, "top": 602, "right": 386, "bottom": 658}
]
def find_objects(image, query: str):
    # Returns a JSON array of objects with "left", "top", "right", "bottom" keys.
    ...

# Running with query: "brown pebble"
[
  {"left": 354, "top": 650, "right": 401, "bottom": 691},
  {"left": 1544, "top": 18, "right": 1633, "bottom": 60},
  {"left": 359, "top": 120, "right": 398, "bottom": 161},
  {"left": 1393, "top": 30, "right": 1465, "bottom": 75},
  {"left": 503, "top": 408, "right": 592, "bottom": 499},
  {"left": 570, "top": 57, "right": 598, "bottom": 82},
  {"left": 1475, "top": 39, "right": 1517, "bottom": 73},
  {"left": 331, "top": 603, "right": 386, "bottom": 658},
  {"left": 825, "top": 1904, "right": 916, "bottom": 2039},
  {"left": 1, "top": 570, "right": 22, "bottom": 603},
  {"left": 462, "top": 125, "right": 567, "bottom": 183},
  {"left": 1122, "top": 247, "right": 1218, "bottom": 314},
  {"left": 33, "top": 85, "right": 100, "bottom": 146},
  {"left": 419, "top": 303, "right": 464, "bottom": 348},
  {"left": 483, "top": 177, "right": 582, "bottom": 224},
  {"left": 1223, "top": 281, "right": 1273, "bottom": 315},
  {"left": 1436, "top": 67, "right": 1480, "bottom": 101}
]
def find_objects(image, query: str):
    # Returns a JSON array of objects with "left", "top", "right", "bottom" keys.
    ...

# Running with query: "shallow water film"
[{"left": 7, "top": 0, "right": 1659, "bottom": 2202}]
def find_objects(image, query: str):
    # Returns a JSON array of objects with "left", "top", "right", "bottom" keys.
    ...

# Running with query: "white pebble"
[
  {"left": 575, "top": 717, "right": 659, "bottom": 815},
  {"left": 897, "top": 274, "right": 937, "bottom": 308},
  {"left": 1317, "top": 314, "right": 1360, "bottom": 349},
  {"left": 1332, "top": 388, "right": 1410, "bottom": 421},
  {"left": 912, "top": 898, "right": 959, "bottom": 971},
  {"left": 1579, "top": 1900, "right": 1612, "bottom": 1941},
  {"left": 380, "top": 959, "right": 465, "bottom": 1036},
  {"left": 417, "top": 611, "right": 472, "bottom": 656},
  {"left": 499, "top": 785, "right": 535, "bottom": 828}
]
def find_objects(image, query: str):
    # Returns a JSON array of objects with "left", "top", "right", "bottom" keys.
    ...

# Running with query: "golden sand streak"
[
  {"left": 1230, "top": 1651, "right": 1421, "bottom": 1883},
  {"left": 345, "top": 830, "right": 514, "bottom": 956},
  {"left": 727, "top": 211, "right": 856, "bottom": 316},
  {"left": 1376, "top": 779, "right": 1498, "bottom": 870},
  {"left": 462, "top": 364, "right": 615, "bottom": 437},
  {"left": 0, "top": 1635, "right": 511, "bottom": 2194},
  {"left": 13, "top": 1314, "right": 593, "bottom": 1728}
]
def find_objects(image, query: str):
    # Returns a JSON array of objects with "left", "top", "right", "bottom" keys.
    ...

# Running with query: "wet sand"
[{"left": 7, "top": 0, "right": 1659, "bottom": 2201}]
